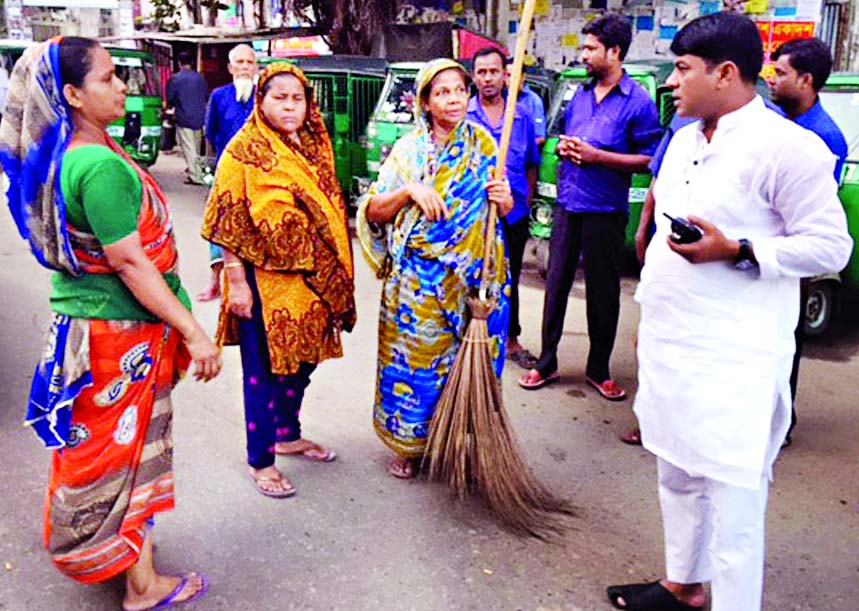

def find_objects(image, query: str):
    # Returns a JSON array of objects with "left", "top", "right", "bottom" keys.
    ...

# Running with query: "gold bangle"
[{"left": 224, "top": 262, "right": 244, "bottom": 269}]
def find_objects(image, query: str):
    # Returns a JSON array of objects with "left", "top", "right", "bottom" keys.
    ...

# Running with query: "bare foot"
[
  {"left": 123, "top": 572, "right": 206, "bottom": 611},
  {"left": 274, "top": 438, "right": 336, "bottom": 462},
  {"left": 195, "top": 277, "right": 220, "bottom": 302},
  {"left": 659, "top": 580, "right": 706, "bottom": 607},
  {"left": 387, "top": 455, "right": 417, "bottom": 479}
]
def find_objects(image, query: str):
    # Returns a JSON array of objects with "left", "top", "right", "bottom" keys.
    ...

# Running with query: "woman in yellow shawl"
[
  {"left": 202, "top": 63, "right": 356, "bottom": 497},
  {"left": 357, "top": 59, "right": 513, "bottom": 479}
]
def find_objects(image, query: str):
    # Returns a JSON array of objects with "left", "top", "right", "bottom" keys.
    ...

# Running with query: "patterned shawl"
[
  {"left": 202, "top": 62, "right": 356, "bottom": 375},
  {"left": 0, "top": 38, "right": 81, "bottom": 275},
  {"left": 356, "top": 59, "right": 510, "bottom": 457}
]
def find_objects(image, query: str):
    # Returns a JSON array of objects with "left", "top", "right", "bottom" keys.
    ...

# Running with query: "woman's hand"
[
  {"left": 487, "top": 179, "right": 514, "bottom": 217},
  {"left": 407, "top": 183, "right": 450, "bottom": 222},
  {"left": 227, "top": 278, "right": 254, "bottom": 319},
  {"left": 184, "top": 329, "right": 222, "bottom": 382}
]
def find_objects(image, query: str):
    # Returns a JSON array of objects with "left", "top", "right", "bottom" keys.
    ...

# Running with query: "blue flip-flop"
[{"left": 131, "top": 572, "right": 209, "bottom": 611}]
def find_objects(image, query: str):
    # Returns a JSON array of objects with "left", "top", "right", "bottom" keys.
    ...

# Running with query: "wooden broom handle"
[{"left": 480, "top": 0, "right": 538, "bottom": 294}]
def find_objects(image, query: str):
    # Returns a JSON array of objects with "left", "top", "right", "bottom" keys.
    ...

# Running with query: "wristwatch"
[{"left": 734, "top": 238, "right": 758, "bottom": 271}]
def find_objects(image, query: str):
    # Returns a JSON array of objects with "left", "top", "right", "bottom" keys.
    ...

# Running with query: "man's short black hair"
[
  {"left": 472, "top": 46, "right": 507, "bottom": 68},
  {"left": 670, "top": 12, "right": 763, "bottom": 84},
  {"left": 582, "top": 13, "right": 633, "bottom": 60},
  {"left": 177, "top": 50, "right": 193, "bottom": 67},
  {"left": 772, "top": 38, "right": 833, "bottom": 92}
]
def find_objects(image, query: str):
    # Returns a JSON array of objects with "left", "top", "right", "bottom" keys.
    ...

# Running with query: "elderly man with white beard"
[{"left": 198, "top": 43, "right": 259, "bottom": 302}]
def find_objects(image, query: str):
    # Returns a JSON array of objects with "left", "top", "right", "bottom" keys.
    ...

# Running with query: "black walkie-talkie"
[{"left": 663, "top": 213, "right": 703, "bottom": 244}]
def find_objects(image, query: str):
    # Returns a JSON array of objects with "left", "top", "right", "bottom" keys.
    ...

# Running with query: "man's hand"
[
  {"left": 566, "top": 136, "right": 603, "bottom": 165},
  {"left": 635, "top": 228, "right": 649, "bottom": 265},
  {"left": 667, "top": 215, "right": 740, "bottom": 264}
]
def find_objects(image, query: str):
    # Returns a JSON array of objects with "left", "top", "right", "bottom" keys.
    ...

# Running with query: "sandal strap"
[{"left": 153, "top": 575, "right": 189, "bottom": 609}]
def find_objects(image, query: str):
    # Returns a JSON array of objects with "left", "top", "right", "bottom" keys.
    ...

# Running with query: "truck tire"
[{"left": 803, "top": 280, "right": 834, "bottom": 337}]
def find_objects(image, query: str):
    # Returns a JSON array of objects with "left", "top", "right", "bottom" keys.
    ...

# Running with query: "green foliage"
[
  {"left": 200, "top": 0, "right": 229, "bottom": 11},
  {"left": 151, "top": 0, "right": 181, "bottom": 31}
]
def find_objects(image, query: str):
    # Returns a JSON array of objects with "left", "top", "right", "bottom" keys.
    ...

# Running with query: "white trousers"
[
  {"left": 658, "top": 457, "right": 769, "bottom": 611},
  {"left": 176, "top": 126, "right": 203, "bottom": 183}
]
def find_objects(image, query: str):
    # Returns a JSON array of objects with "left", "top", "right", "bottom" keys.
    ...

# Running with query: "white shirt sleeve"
[{"left": 754, "top": 138, "right": 853, "bottom": 280}]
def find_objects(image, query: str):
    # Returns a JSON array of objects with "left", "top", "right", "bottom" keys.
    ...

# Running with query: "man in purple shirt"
[
  {"left": 467, "top": 47, "right": 542, "bottom": 367},
  {"left": 519, "top": 13, "right": 662, "bottom": 399}
]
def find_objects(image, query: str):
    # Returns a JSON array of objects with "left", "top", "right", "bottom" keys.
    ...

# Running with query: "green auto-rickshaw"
[
  {"left": 261, "top": 55, "right": 388, "bottom": 207},
  {"left": 106, "top": 47, "right": 163, "bottom": 167},
  {"left": 801, "top": 72, "right": 859, "bottom": 335},
  {"left": 0, "top": 43, "right": 163, "bottom": 167},
  {"left": 528, "top": 60, "right": 676, "bottom": 276}
]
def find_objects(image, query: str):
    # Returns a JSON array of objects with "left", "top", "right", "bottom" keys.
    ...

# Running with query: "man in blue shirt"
[
  {"left": 519, "top": 13, "right": 662, "bottom": 399},
  {"left": 166, "top": 51, "right": 209, "bottom": 185},
  {"left": 197, "top": 44, "right": 258, "bottom": 302},
  {"left": 467, "top": 47, "right": 542, "bottom": 367},
  {"left": 509, "top": 66, "right": 547, "bottom": 146},
  {"left": 768, "top": 37, "right": 848, "bottom": 445}
]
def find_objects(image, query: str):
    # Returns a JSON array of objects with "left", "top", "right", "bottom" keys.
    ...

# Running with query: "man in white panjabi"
[{"left": 606, "top": 13, "right": 853, "bottom": 611}]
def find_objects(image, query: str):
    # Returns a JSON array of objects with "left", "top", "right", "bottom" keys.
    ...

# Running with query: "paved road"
[{"left": 1, "top": 153, "right": 858, "bottom": 610}]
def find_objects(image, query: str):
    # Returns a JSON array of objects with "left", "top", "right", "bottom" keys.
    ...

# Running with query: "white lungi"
[{"left": 658, "top": 458, "right": 769, "bottom": 611}]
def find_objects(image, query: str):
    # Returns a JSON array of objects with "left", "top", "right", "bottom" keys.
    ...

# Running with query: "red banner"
[
  {"left": 757, "top": 20, "right": 815, "bottom": 78},
  {"left": 456, "top": 29, "right": 508, "bottom": 61}
]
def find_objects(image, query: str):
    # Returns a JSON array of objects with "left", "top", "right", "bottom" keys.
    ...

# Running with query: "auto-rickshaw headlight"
[{"left": 534, "top": 201, "right": 553, "bottom": 224}]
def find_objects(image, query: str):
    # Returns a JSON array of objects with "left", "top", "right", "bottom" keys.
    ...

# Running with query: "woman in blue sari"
[{"left": 357, "top": 59, "right": 513, "bottom": 479}]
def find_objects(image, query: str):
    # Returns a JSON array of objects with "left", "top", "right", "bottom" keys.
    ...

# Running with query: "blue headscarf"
[{"left": 0, "top": 38, "right": 81, "bottom": 275}]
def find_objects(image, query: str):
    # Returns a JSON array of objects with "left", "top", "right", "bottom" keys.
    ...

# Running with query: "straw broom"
[{"left": 424, "top": 0, "right": 574, "bottom": 539}]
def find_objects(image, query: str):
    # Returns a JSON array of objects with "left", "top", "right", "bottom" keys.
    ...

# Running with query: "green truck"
[
  {"left": 106, "top": 48, "right": 163, "bottom": 167},
  {"left": 260, "top": 55, "right": 387, "bottom": 206},
  {"left": 529, "top": 61, "right": 676, "bottom": 274}
]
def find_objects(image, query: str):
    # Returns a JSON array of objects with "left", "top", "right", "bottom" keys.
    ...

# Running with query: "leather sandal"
[{"left": 607, "top": 581, "right": 703, "bottom": 610}]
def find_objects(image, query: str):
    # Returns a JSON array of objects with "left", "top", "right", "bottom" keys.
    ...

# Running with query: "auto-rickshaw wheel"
[{"left": 804, "top": 280, "right": 834, "bottom": 337}]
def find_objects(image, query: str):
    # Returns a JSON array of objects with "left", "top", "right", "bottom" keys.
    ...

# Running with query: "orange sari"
[{"left": 35, "top": 138, "right": 189, "bottom": 583}]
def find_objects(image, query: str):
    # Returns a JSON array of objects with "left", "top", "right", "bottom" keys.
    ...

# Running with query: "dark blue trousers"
[{"left": 238, "top": 266, "right": 315, "bottom": 469}]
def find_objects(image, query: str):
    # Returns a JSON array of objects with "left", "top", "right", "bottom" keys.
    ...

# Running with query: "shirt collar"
[
  {"left": 583, "top": 71, "right": 633, "bottom": 96},
  {"left": 698, "top": 95, "right": 765, "bottom": 138},
  {"left": 794, "top": 98, "right": 823, "bottom": 128}
]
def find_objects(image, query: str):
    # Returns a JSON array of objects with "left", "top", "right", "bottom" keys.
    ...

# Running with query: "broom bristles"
[{"left": 425, "top": 296, "right": 575, "bottom": 540}]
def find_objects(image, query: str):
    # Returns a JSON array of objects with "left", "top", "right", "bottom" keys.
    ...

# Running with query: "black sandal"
[{"left": 607, "top": 581, "right": 703, "bottom": 611}]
